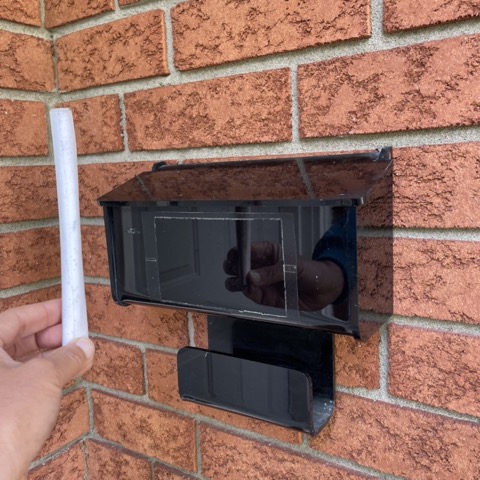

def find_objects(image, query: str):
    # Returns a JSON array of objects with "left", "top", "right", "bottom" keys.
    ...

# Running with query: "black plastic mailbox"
[{"left": 98, "top": 148, "right": 392, "bottom": 435}]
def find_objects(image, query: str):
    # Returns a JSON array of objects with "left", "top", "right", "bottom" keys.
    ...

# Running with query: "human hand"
[
  {"left": 224, "top": 242, "right": 345, "bottom": 311},
  {"left": 0, "top": 299, "right": 94, "bottom": 480}
]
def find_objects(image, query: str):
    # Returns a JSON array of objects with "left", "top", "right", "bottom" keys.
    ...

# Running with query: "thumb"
[
  {"left": 249, "top": 263, "right": 284, "bottom": 287},
  {"left": 46, "top": 338, "right": 95, "bottom": 387}
]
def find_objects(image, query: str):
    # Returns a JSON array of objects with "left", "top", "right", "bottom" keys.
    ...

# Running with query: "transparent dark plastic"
[{"left": 98, "top": 148, "right": 392, "bottom": 434}]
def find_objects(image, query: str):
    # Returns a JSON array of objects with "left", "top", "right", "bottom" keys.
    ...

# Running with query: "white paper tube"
[{"left": 50, "top": 108, "right": 89, "bottom": 345}]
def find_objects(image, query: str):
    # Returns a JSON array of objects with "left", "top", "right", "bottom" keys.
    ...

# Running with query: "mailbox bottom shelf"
[{"left": 177, "top": 316, "right": 335, "bottom": 435}]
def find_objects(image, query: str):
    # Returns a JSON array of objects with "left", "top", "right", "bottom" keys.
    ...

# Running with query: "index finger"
[{"left": 0, "top": 299, "right": 62, "bottom": 350}]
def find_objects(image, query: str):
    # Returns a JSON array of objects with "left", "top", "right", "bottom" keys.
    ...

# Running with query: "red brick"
[
  {"left": 56, "top": 11, "right": 168, "bottom": 92},
  {"left": 172, "top": 0, "right": 370, "bottom": 70},
  {"left": 0, "top": 166, "right": 56, "bottom": 223},
  {"left": 79, "top": 161, "right": 153, "bottom": 217},
  {"left": 85, "top": 284, "right": 189, "bottom": 348},
  {"left": 82, "top": 225, "right": 109, "bottom": 279},
  {"left": 0, "top": 0, "right": 40, "bottom": 26},
  {"left": 201, "top": 425, "right": 369, "bottom": 479},
  {"left": 298, "top": 35, "right": 480, "bottom": 138},
  {"left": 389, "top": 325, "right": 480, "bottom": 417},
  {"left": 311, "top": 393, "right": 480, "bottom": 479},
  {"left": 86, "top": 440, "right": 151, "bottom": 480},
  {"left": 0, "top": 286, "right": 61, "bottom": 312},
  {"left": 0, "top": 31, "right": 53, "bottom": 92},
  {"left": 45, "top": 0, "right": 114, "bottom": 29},
  {"left": 384, "top": 0, "right": 480, "bottom": 32},
  {"left": 0, "top": 100, "right": 48, "bottom": 157},
  {"left": 0, "top": 228, "right": 60, "bottom": 289},
  {"left": 125, "top": 69, "right": 291, "bottom": 150},
  {"left": 58, "top": 96, "right": 123, "bottom": 155},
  {"left": 38, "top": 389, "right": 89, "bottom": 458},
  {"left": 146, "top": 350, "right": 302, "bottom": 444},
  {"left": 119, "top": 0, "right": 140, "bottom": 5},
  {"left": 83, "top": 338, "right": 145, "bottom": 395},
  {"left": 335, "top": 333, "right": 380, "bottom": 389},
  {"left": 29, "top": 443, "right": 85, "bottom": 480},
  {"left": 359, "top": 143, "right": 480, "bottom": 229},
  {"left": 192, "top": 313, "right": 208, "bottom": 349},
  {"left": 153, "top": 464, "right": 196, "bottom": 480},
  {"left": 392, "top": 239, "right": 480, "bottom": 324},
  {"left": 92, "top": 390, "right": 196, "bottom": 470},
  {"left": 358, "top": 238, "right": 480, "bottom": 324}
]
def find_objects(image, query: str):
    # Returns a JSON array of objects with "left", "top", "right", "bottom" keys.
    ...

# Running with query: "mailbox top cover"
[{"left": 98, "top": 148, "right": 392, "bottom": 207}]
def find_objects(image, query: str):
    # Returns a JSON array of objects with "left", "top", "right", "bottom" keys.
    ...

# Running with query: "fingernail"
[{"left": 75, "top": 337, "right": 95, "bottom": 359}]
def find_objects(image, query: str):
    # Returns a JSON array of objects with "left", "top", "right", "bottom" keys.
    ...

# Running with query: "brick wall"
[{"left": 0, "top": 1, "right": 479, "bottom": 479}]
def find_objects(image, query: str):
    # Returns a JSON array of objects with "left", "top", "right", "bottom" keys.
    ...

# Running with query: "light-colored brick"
[
  {"left": 125, "top": 69, "right": 291, "bottom": 150},
  {"left": 172, "top": 0, "right": 370, "bottom": 70},
  {"left": 56, "top": 11, "right": 168, "bottom": 92},
  {"left": 299, "top": 35, "right": 480, "bottom": 138}
]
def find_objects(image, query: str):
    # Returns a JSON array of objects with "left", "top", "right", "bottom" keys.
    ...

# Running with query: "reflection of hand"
[
  {"left": 224, "top": 242, "right": 345, "bottom": 311},
  {"left": 0, "top": 299, "right": 95, "bottom": 479}
]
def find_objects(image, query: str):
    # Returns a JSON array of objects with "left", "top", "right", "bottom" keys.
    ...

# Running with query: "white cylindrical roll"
[{"left": 50, "top": 108, "right": 89, "bottom": 345}]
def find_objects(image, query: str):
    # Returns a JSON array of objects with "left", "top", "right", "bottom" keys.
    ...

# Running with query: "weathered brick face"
[
  {"left": 1, "top": 1, "right": 479, "bottom": 479},
  {"left": 298, "top": 35, "right": 480, "bottom": 137},
  {"left": 56, "top": 11, "right": 169, "bottom": 91},
  {"left": 172, "top": 0, "right": 371, "bottom": 70}
]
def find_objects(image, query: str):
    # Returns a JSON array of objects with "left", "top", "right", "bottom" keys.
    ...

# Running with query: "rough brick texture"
[
  {"left": 86, "top": 440, "right": 151, "bottom": 480},
  {"left": 45, "top": 0, "right": 114, "bottom": 29},
  {"left": 79, "top": 162, "right": 153, "bottom": 217},
  {"left": 390, "top": 143, "right": 480, "bottom": 229},
  {"left": 146, "top": 350, "right": 303, "bottom": 444},
  {"left": 201, "top": 425, "right": 368, "bottom": 479},
  {"left": 311, "top": 393, "right": 480, "bottom": 479},
  {"left": 29, "top": 443, "right": 85, "bottom": 480},
  {"left": 1, "top": 286, "right": 61, "bottom": 311},
  {"left": 298, "top": 35, "right": 480, "bottom": 138},
  {"left": 38, "top": 389, "right": 89, "bottom": 458},
  {"left": 0, "top": 101, "right": 48, "bottom": 157},
  {"left": 153, "top": 464, "right": 197, "bottom": 480},
  {"left": 389, "top": 325, "right": 480, "bottom": 417},
  {"left": 85, "top": 284, "right": 189, "bottom": 348},
  {"left": 358, "top": 238, "right": 480, "bottom": 324},
  {"left": 335, "top": 333, "right": 380, "bottom": 389},
  {"left": 0, "top": 166, "right": 56, "bottom": 223},
  {"left": 56, "top": 11, "right": 168, "bottom": 92},
  {"left": 81, "top": 226, "right": 109, "bottom": 279},
  {"left": 0, "top": 228, "right": 60, "bottom": 289},
  {"left": 92, "top": 390, "right": 196, "bottom": 470},
  {"left": 0, "top": 0, "right": 40, "bottom": 26},
  {"left": 172, "top": 0, "right": 370, "bottom": 70},
  {"left": 59, "top": 96, "right": 123, "bottom": 155},
  {"left": 0, "top": 31, "right": 53, "bottom": 92},
  {"left": 125, "top": 69, "right": 291, "bottom": 150},
  {"left": 384, "top": 0, "right": 480, "bottom": 32},
  {"left": 83, "top": 338, "right": 145, "bottom": 395}
]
